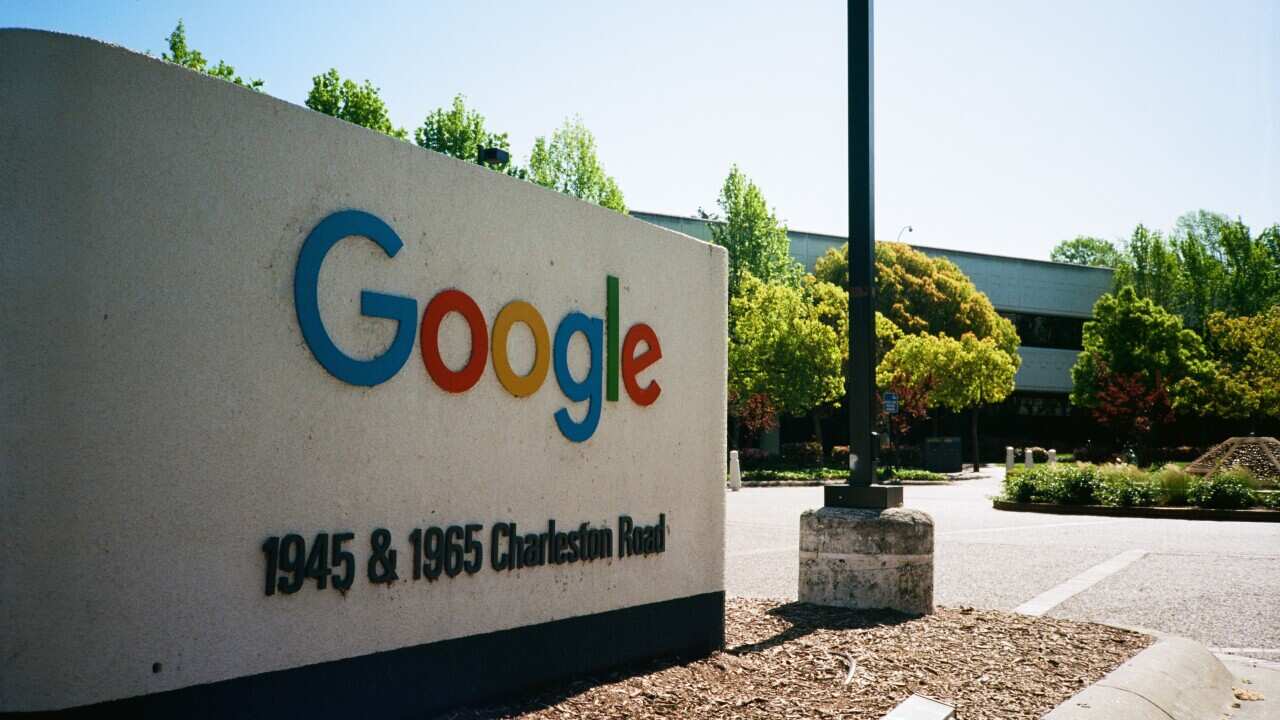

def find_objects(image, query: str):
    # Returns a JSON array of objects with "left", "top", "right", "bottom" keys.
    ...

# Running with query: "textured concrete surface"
[
  {"left": 1044, "top": 637, "right": 1236, "bottom": 720},
  {"left": 1219, "top": 654, "right": 1280, "bottom": 720},
  {"left": 727, "top": 468, "right": 1280, "bottom": 659},
  {"left": 798, "top": 507, "right": 934, "bottom": 615},
  {"left": 0, "top": 30, "right": 726, "bottom": 711}
]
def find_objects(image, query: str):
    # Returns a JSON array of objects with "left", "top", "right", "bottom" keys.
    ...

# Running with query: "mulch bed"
[{"left": 443, "top": 599, "right": 1151, "bottom": 719}]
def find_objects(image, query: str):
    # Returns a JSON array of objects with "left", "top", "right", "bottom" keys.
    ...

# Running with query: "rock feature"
[{"left": 1185, "top": 436, "right": 1280, "bottom": 481}]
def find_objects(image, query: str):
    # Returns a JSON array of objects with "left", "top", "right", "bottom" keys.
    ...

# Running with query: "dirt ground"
[{"left": 444, "top": 598, "right": 1151, "bottom": 719}]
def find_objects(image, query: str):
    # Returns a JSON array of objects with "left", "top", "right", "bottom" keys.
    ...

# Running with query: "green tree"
[
  {"left": 1170, "top": 212, "right": 1229, "bottom": 333},
  {"left": 415, "top": 94, "right": 520, "bottom": 176},
  {"left": 1218, "top": 217, "right": 1280, "bottom": 316},
  {"left": 1050, "top": 236, "right": 1125, "bottom": 268},
  {"left": 305, "top": 69, "right": 407, "bottom": 140},
  {"left": 1110, "top": 211, "right": 1280, "bottom": 333},
  {"left": 1115, "top": 225, "right": 1182, "bottom": 311},
  {"left": 729, "top": 272, "right": 843, "bottom": 447},
  {"left": 708, "top": 166, "right": 801, "bottom": 300},
  {"left": 161, "top": 20, "right": 263, "bottom": 90},
  {"left": 813, "top": 242, "right": 1018, "bottom": 360},
  {"left": 1070, "top": 287, "right": 1210, "bottom": 449},
  {"left": 1182, "top": 308, "right": 1280, "bottom": 430},
  {"left": 802, "top": 276, "right": 849, "bottom": 446},
  {"left": 528, "top": 117, "right": 626, "bottom": 213},
  {"left": 813, "top": 243, "right": 849, "bottom": 287},
  {"left": 878, "top": 332, "right": 1017, "bottom": 471},
  {"left": 875, "top": 243, "right": 1020, "bottom": 360}
]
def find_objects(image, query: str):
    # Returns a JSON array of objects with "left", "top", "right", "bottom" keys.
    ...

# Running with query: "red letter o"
[{"left": 420, "top": 289, "right": 488, "bottom": 393}]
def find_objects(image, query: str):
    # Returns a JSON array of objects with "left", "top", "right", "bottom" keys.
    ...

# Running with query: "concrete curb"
[
  {"left": 1044, "top": 636, "right": 1235, "bottom": 719},
  {"left": 993, "top": 499, "right": 1280, "bottom": 522}
]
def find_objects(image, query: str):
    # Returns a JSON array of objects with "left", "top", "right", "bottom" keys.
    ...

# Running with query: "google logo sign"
[{"left": 294, "top": 210, "right": 662, "bottom": 443}]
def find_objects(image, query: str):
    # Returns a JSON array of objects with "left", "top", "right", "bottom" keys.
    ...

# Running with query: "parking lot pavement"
[{"left": 725, "top": 467, "right": 1280, "bottom": 660}]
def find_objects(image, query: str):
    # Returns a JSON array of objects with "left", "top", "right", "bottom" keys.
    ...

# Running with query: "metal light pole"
[
  {"left": 825, "top": 0, "right": 901, "bottom": 509},
  {"left": 896, "top": 225, "right": 913, "bottom": 242}
]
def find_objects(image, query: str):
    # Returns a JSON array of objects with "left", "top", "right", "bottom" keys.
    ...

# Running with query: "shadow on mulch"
[
  {"left": 438, "top": 603, "right": 915, "bottom": 719},
  {"left": 726, "top": 602, "right": 914, "bottom": 657}
]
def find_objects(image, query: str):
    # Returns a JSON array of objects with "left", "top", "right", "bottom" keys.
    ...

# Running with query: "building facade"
[{"left": 632, "top": 211, "right": 1116, "bottom": 452}]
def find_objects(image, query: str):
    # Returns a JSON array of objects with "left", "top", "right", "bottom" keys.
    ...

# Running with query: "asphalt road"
[{"left": 726, "top": 467, "right": 1280, "bottom": 661}]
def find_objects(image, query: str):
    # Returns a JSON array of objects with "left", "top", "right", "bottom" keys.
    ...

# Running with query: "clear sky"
[{"left": 4, "top": 0, "right": 1276, "bottom": 260}]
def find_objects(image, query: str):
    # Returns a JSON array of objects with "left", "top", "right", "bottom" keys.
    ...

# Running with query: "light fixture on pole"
[{"left": 897, "top": 225, "right": 913, "bottom": 242}]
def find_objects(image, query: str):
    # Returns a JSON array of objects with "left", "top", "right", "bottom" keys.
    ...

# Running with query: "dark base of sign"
[
  {"left": 7, "top": 591, "right": 724, "bottom": 720},
  {"left": 824, "top": 484, "right": 904, "bottom": 509}
]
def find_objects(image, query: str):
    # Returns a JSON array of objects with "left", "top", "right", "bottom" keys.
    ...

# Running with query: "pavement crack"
[{"left": 1096, "top": 682, "right": 1177, "bottom": 720}]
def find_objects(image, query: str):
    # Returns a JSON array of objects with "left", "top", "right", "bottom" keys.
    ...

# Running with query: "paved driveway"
[{"left": 726, "top": 467, "right": 1280, "bottom": 661}]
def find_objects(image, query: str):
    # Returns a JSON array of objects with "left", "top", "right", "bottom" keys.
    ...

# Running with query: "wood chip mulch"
[{"left": 443, "top": 599, "right": 1152, "bottom": 719}]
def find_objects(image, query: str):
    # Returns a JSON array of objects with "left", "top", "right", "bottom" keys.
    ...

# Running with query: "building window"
[{"left": 1000, "top": 312, "right": 1085, "bottom": 350}]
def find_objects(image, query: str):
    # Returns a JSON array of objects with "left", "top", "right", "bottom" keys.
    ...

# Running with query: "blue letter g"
[{"left": 294, "top": 210, "right": 418, "bottom": 386}]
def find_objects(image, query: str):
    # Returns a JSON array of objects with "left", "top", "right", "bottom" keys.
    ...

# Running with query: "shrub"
[
  {"left": 1056, "top": 464, "right": 1099, "bottom": 504},
  {"left": 1003, "top": 472, "right": 1037, "bottom": 502},
  {"left": 1095, "top": 464, "right": 1157, "bottom": 507},
  {"left": 1001, "top": 464, "right": 1096, "bottom": 504},
  {"left": 1188, "top": 469, "right": 1257, "bottom": 509},
  {"left": 781, "top": 441, "right": 823, "bottom": 467},
  {"left": 892, "top": 469, "right": 947, "bottom": 483},
  {"left": 737, "top": 448, "right": 770, "bottom": 462},
  {"left": 830, "top": 445, "right": 850, "bottom": 464},
  {"left": 1259, "top": 491, "right": 1280, "bottom": 510},
  {"left": 741, "top": 468, "right": 844, "bottom": 483},
  {"left": 1024, "top": 446, "right": 1049, "bottom": 463},
  {"left": 1152, "top": 464, "right": 1193, "bottom": 506}
]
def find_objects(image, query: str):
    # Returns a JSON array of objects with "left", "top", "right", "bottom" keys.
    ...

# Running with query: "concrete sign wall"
[{"left": 0, "top": 30, "right": 727, "bottom": 716}]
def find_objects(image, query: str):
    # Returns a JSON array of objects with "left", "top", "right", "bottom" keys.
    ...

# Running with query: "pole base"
[
  {"left": 799, "top": 506, "right": 934, "bottom": 615},
  {"left": 824, "top": 484, "right": 903, "bottom": 509}
]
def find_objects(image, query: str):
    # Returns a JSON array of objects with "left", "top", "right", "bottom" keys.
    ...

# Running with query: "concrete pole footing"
[{"left": 798, "top": 506, "right": 934, "bottom": 615}]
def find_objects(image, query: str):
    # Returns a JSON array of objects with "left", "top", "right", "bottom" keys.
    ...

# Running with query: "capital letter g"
[{"left": 294, "top": 210, "right": 418, "bottom": 386}]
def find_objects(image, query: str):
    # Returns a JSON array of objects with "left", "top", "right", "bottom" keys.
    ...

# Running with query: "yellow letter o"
[{"left": 491, "top": 300, "right": 550, "bottom": 397}]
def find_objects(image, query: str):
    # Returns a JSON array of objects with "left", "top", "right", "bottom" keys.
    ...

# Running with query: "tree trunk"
[
  {"left": 970, "top": 407, "right": 980, "bottom": 472},
  {"left": 811, "top": 411, "right": 824, "bottom": 451},
  {"left": 731, "top": 416, "right": 741, "bottom": 450}
]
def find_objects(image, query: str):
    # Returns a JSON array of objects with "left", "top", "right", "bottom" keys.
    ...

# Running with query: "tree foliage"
[
  {"left": 1050, "top": 236, "right": 1125, "bottom": 268},
  {"left": 305, "top": 69, "right": 407, "bottom": 140},
  {"left": 162, "top": 20, "right": 263, "bottom": 90},
  {"left": 528, "top": 117, "right": 626, "bottom": 213},
  {"left": 709, "top": 166, "right": 801, "bottom": 300},
  {"left": 813, "top": 243, "right": 849, "bottom": 288},
  {"left": 876, "top": 243, "right": 1021, "bottom": 360},
  {"left": 813, "top": 242, "right": 1019, "bottom": 361},
  {"left": 1183, "top": 308, "right": 1280, "bottom": 424},
  {"left": 877, "top": 332, "right": 1017, "bottom": 469},
  {"left": 1115, "top": 224, "right": 1182, "bottom": 313},
  {"left": 1070, "top": 287, "right": 1211, "bottom": 445},
  {"left": 1091, "top": 369, "right": 1175, "bottom": 445},
  {"left": 803, "top": 276, "right": 849, "bottom": 366},
  {"left": 728, "top": 272, "right": 843, "bottom": 421},
  {"left": 415, "top": 94, "right": 519, "bottom": 175},
  {"left": 1104, "top": 211, "right": 1280, "bottom": 334},
  {"left": 878, "top": 333, "right": 1017, "bottom": 413}
]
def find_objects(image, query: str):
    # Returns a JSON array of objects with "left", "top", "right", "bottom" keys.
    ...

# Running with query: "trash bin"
[{"left": 923, "top": 436, "right": 962, "bottom": 473}]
